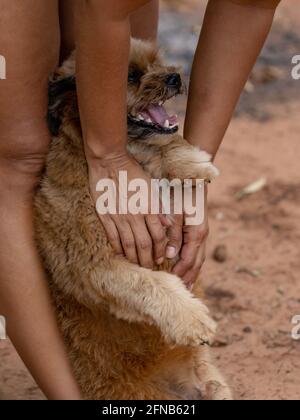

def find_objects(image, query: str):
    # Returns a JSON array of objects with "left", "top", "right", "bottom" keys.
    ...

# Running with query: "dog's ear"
[{"left": 48, "top": 75, "right": 76, "bottom": 136}]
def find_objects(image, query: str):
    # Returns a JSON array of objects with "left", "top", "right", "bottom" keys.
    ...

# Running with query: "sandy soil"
[{"left": 1, "top": 0, "right": 300, "bottom": 401}]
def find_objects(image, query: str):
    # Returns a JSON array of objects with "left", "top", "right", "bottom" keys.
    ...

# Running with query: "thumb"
[{"left": 166, "top": 214, "right": 183, "bottom": 259}]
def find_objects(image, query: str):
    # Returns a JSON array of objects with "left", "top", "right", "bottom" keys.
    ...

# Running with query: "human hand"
[
  {"left": 88, "top": 152, "right": 170, "bottom": 269},
  {"left": 172, "top": 185, "right": 209, "bottom": 289}
]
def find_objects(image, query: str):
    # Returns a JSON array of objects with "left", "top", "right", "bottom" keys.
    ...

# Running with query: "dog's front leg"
[
  {"left": 85, "top": 259, "right": 217, "bottom": 347},
  {"left": 161, "top": 136, "right": 219, "bottom": 182}
]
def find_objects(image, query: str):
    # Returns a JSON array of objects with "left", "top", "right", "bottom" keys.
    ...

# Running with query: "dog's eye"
[{"left": 128, "top": 69, "right": 143, "bottom": 84}]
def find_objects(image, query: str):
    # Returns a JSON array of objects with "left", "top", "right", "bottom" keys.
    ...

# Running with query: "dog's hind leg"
[
  {"left": 81, "top": 259, "right": 217, "bottom": 347},
  {"left": 194, "top": 347, "right": 233, "bottom": 400}
]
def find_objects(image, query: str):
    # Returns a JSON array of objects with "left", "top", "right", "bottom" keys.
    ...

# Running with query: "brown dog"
[{"left": 35, "top": 39, "right": 232, "bottom": 400}]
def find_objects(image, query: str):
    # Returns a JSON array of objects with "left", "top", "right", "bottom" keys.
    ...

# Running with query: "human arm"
[{"left": 173, "top": 0, "right": 281, "bottom": 284}]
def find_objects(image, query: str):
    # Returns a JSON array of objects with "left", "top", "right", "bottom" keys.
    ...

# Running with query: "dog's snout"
[{"left": 166, "top": 73, "right": 182, "bottom": 89}]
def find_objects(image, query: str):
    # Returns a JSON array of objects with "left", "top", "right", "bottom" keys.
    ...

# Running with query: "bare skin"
[
  {"left": 184, "top": 0, "right": 277, "bottom": 158},
  {"left": 59, "top": 0, "right": 76, "bottom": 63},
  {"left": 60, "top": 0, "right": 159, "bottom": 62},
  {"left": 0, "top": 0, "right": 81, "bottom": 400},
  {"left": 131, "top": 0, "right": 160, "bottom": 41}
]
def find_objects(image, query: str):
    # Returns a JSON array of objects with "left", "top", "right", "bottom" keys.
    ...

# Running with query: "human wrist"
[
  {"left": 84, "top": 139, "right": 129, "bottom": 168},
  {"left": 86, "top": 150, "right": 132, "bottom": 173}
]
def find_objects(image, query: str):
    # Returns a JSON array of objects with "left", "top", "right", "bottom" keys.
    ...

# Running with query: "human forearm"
[
  {"left": 184, "top": 0, "right": 279, "bottom": 159},
  {"left": 75, "top": 2, "right": 131, "bottom": 160},
  {"left": 131, "top": 0, "right": 159, "bottom": 41},
  {"left": 75, "top": 0, "right": 153, "bottom": 160}
]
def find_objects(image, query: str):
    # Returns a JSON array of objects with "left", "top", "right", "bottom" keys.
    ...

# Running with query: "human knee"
[{"left": 0, "top": 121, "right": 51, "bottom": 191}]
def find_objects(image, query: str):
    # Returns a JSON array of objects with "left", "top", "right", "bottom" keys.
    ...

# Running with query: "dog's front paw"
[
  {"left": 189, "top": 150, "right": 220, "bottom": 182},
  {"left": 195, "top": 161, "right": 220, "bottom": 183},
  {"left": 162, "top": 300, "right": 217, "bottom": 347},
  {"left": 169, "top": 148, "right": 220, "bottom": 183}
]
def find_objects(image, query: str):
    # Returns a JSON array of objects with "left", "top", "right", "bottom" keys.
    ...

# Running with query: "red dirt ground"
[{"left": 1, "top": 0, "right": 300, "bottom": 400}]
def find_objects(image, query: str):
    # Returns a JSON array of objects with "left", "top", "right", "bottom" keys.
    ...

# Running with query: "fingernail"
[
  {"left": 166, "top": 246, "right": 177, "bottom": 259},
  {"left": 156, "top": 257, "right": 164, "bottom": 265}
]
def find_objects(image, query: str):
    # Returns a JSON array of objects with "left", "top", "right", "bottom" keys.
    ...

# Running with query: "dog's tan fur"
[{"left": 34, "top": 39, "right": 232, "bottom": 400}]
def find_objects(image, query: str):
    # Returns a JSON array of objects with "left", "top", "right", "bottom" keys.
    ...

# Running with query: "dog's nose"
[{"left": 166, "top": 73, "right": 182, "bottom": 89}]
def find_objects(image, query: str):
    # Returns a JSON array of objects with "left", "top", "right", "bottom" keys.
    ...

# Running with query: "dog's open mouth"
[{"left": 128, "top": 102, "right": 179, "bottom": 139}]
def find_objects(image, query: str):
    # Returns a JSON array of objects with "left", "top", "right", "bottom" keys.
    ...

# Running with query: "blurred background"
[{"left": 1, "top": 0, "right": 300, "bottom": 400}]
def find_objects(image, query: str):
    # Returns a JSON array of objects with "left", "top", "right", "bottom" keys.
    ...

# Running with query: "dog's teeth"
[
  {"left": 138, "top": 114, "right": 144, "bottom": 121},
  {"left": 159, "top": 101, "right": 164, "bottom": 106},
  {"left": 164, "top": 120, "right": 170, "bottom": 128},
  {"left": 146, "top": 118, "right": 152, "bottom": 123}
]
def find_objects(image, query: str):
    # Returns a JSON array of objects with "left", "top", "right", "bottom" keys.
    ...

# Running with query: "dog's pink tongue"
[
  {"left": 141, "top": 105, "right": 178, "bottom": 126},
  {"left": 147, "top": 105, "right": 169, "bottom": 125}
]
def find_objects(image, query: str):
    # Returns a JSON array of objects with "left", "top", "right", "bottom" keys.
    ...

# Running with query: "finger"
[
  {"left": 183, "top": 243, "right": 206, "bottom": 288},
  {"left": 183, "top": 222, "right": 209, "bottom": 244},
  {"left": 173, "top": 223, "right": 208, "bottom": 276},
  {"left": 172, "top": 240, "right": 199, "bottom": 278},
  {"left": 130, "top": 217, "right": 154, "bottom": 269},
  {"left": 166, "top": 214, "right": 183, "bottom": 260},
  {"left": 159, "top": 214, "right": 172, "bottom": 228},
  {"left": 113, "top": 218, "right": 139, "bottom": 265},
  {"left": 146, "top": 215, "right": 168, "bottom": 265},
  {"left": 99, "top": 214, "right": 123, "bottom": 255}
]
